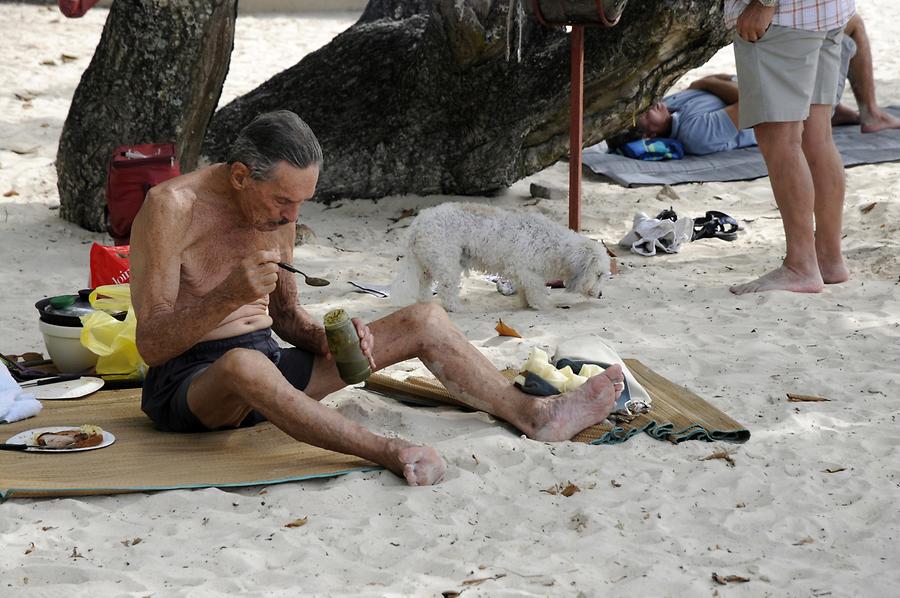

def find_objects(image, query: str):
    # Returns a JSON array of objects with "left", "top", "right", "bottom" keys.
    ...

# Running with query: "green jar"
[{"left": 323, "top": 308, "right": 372, "bottom": 384}]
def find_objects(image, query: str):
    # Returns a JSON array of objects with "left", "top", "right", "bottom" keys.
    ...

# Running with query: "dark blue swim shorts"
[{"left": 141, "top": 328, "right": 315, "bottom": 433}]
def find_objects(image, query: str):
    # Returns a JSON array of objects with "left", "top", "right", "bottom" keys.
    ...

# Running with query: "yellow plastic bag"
[{"left": 80, "top": 284, "right": 146, "bottom": 381}]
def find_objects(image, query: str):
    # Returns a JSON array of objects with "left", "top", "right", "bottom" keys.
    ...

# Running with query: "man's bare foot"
[
  {"left": 528, "top": 364, "right": 623, "bottom": 442},
  {"left": 831, "top": 103, "right": 860, "bottom": 127},
  {"left": 860, "top": 108, "right": 900, "bottom": 133},
  {"left": 383, "top": 438, "right": 446, "bottom": 486},
  {"left": 730, "top": 265, "right": 824, "bottom": 294},
  {"left": 818, "top": 257, "right": 850, "bottom": 285}
]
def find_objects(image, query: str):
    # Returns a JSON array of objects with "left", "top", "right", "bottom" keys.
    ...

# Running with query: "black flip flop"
[
  {"left": 655, "top": 206, "right": 678, "bottom": 222},
  {"left": 692, "top": 211, "right": 739, "bottom": 242}
]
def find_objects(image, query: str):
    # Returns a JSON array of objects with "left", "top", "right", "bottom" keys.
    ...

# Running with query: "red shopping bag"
[
  {"left": 58, "top": 0, "right": 100, "bottom": 18},
  {"left": 89, "top": 243, "right": 130, "bottom": 288},
  {"left": 106, "top": 143, "right": 180, "bottom": 246}
]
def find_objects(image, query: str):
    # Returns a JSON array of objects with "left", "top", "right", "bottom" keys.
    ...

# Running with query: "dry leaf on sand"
[
  {"left": 495, "top": 319, "right": 522, "bottom": 338},
  {"left": 601, "top": 240, "right": 619, "bottom": 275},
  {"left": 561, "top": 483, "right": 580, "bottom": 497},
  {"left": 542, "top": 482, "right": 580, "bottom": 496},
  {"left": 712, "top": 572, "right": 750, "bottom": 585},
  {"left": 700, "top": 450, "right": 735, "bottom": 467},
  {"left": 787, "top": 393, "right": 829, "bottom": 402},
  {"left": 285, "top": 517, "right": 309, "bottom": 528}
]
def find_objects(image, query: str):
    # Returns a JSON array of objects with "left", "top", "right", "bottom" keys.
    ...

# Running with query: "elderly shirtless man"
[{"left": 130, "top": 110, "right": 624, "bottom": 486}]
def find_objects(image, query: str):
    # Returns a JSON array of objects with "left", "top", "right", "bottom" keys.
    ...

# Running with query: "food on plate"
[{"left": 32, "top": 424, "right": 104, "bottom": 449}]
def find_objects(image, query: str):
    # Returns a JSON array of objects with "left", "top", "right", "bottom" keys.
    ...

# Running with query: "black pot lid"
[
  {"left": 36, "top": 289, "right": 127, "bottom": 327},
  {"left": 36, "top": 290, "right": 97, "bottom": 326},
  {"left": 45, "top": 297, "right": 96, "bottom": 318}
]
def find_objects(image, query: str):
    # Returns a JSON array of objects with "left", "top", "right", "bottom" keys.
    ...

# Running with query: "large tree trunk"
[
  {"left": 57, "top": 0, "right": 237, "bottom": 232},
  {"left": 204, "top": 0, "right": 730, "bottom": 201}
]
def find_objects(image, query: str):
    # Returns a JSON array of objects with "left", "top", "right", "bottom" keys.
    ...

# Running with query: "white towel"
[{"left": 0, "top": 366, "right": 42, "bottom": 424}]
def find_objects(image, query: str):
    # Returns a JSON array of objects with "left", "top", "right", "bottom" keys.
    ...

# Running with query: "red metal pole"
[{"left": 568, "top": 25, "right": 584, "bottom": 232}]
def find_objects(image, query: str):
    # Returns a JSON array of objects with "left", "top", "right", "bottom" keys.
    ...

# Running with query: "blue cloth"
[
  {"left": 666, "top": 89, "right": 758, "bottom": 155},
  {"left": 617, "top": 138, "right": 685, "bottom": 161}
]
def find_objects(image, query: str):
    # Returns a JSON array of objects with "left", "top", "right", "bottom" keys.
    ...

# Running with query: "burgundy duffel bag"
[
  {"left": 57, "top": 0, "right": 101, "bottom": 18},
  {"left": 105, "top": 143, "right": 180, "bottom": 246}
]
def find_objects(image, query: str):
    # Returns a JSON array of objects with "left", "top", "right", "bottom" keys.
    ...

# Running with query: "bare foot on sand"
[
  {"left": 730, "top": 265, "right": 824, "bottom": 295},
  {"left": 384, "top": 439, "right": 446, "bottom": 486},
  {"left": 818, "top": 257, "right": 850, "bottom": 285},
  {"left": 528, "top": 364, "right": 623, "bottom": 442},
  {"left": 861, "top": 107, "right": 900, "bottom": 133}
]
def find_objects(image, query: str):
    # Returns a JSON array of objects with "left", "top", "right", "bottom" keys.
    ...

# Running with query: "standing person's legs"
[
  {"left": 732, "top": 121, "right": 824, "bottom": 294},
  {"left": 730, "top": 25, "right": 828, "bottom": 294}
]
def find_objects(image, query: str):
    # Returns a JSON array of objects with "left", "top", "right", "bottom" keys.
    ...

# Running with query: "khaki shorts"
[{"left": 734, "top": 24, "right": 845, "bottom": 129}]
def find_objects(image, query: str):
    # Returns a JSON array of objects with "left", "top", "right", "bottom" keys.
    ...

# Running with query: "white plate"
[
  {"left": 5, "top": 427, "right": 116, "bottom": 453},
  {"left": 28, "top": 377, "right": 105, "bottom": 400}
]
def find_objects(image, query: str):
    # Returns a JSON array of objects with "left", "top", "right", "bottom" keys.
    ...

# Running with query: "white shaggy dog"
[{"left": 392, "top": 203, "right": 611, "bottom": 311}]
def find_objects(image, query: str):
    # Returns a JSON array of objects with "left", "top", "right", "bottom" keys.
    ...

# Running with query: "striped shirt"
[{"left": 724, "top": 0, "right": 856, "bottom": 32}]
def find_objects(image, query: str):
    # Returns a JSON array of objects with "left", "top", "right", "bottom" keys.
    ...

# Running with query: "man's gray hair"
[{"left": 227, "top": 110, "right": 323, "bottom": 180}]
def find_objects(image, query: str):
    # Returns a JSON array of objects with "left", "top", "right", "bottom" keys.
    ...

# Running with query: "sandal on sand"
[
  {"left": 692, "top": 211, "right": 739, "bottom": 242},
  {"left": 655, "top": 206, "right": 679, "bottom": 222}
]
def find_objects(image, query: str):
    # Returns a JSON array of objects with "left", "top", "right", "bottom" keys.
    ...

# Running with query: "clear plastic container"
[{"left": 323, "top": 309, "right": 371, "bottom": 385}]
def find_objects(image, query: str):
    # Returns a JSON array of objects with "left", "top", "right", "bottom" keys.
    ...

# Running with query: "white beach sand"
[{"left": 1, "top": 2, "right": 898, "bottom": 596}]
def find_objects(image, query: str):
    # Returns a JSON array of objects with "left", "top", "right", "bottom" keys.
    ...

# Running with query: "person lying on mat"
[
  {"left": 612, "top": 14, "right": 899, "bottom": 156},
  {"left": 129, "top": 110, "right": 626, "bottom": 487}
]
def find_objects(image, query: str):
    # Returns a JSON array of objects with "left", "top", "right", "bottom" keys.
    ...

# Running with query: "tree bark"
[
  {"left": 203, "top": 0, "right": 730, "bottom": 201},
  {"left": 57, "top": 0, "right": 237, "bottom": 232}
]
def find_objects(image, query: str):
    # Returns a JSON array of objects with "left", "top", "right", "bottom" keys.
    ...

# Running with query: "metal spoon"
[{"left": 277, "top": 262, "right": 331, "bottom": 286}]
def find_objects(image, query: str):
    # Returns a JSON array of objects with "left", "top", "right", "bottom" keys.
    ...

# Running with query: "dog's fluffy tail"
[{"left": 390, "top": 250, "right": 424, "bottom": 306}]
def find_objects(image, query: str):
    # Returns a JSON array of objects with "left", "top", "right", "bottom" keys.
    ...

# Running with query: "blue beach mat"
[{"left": 583, "top": 107, "right": 900, "bottom": 187}]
